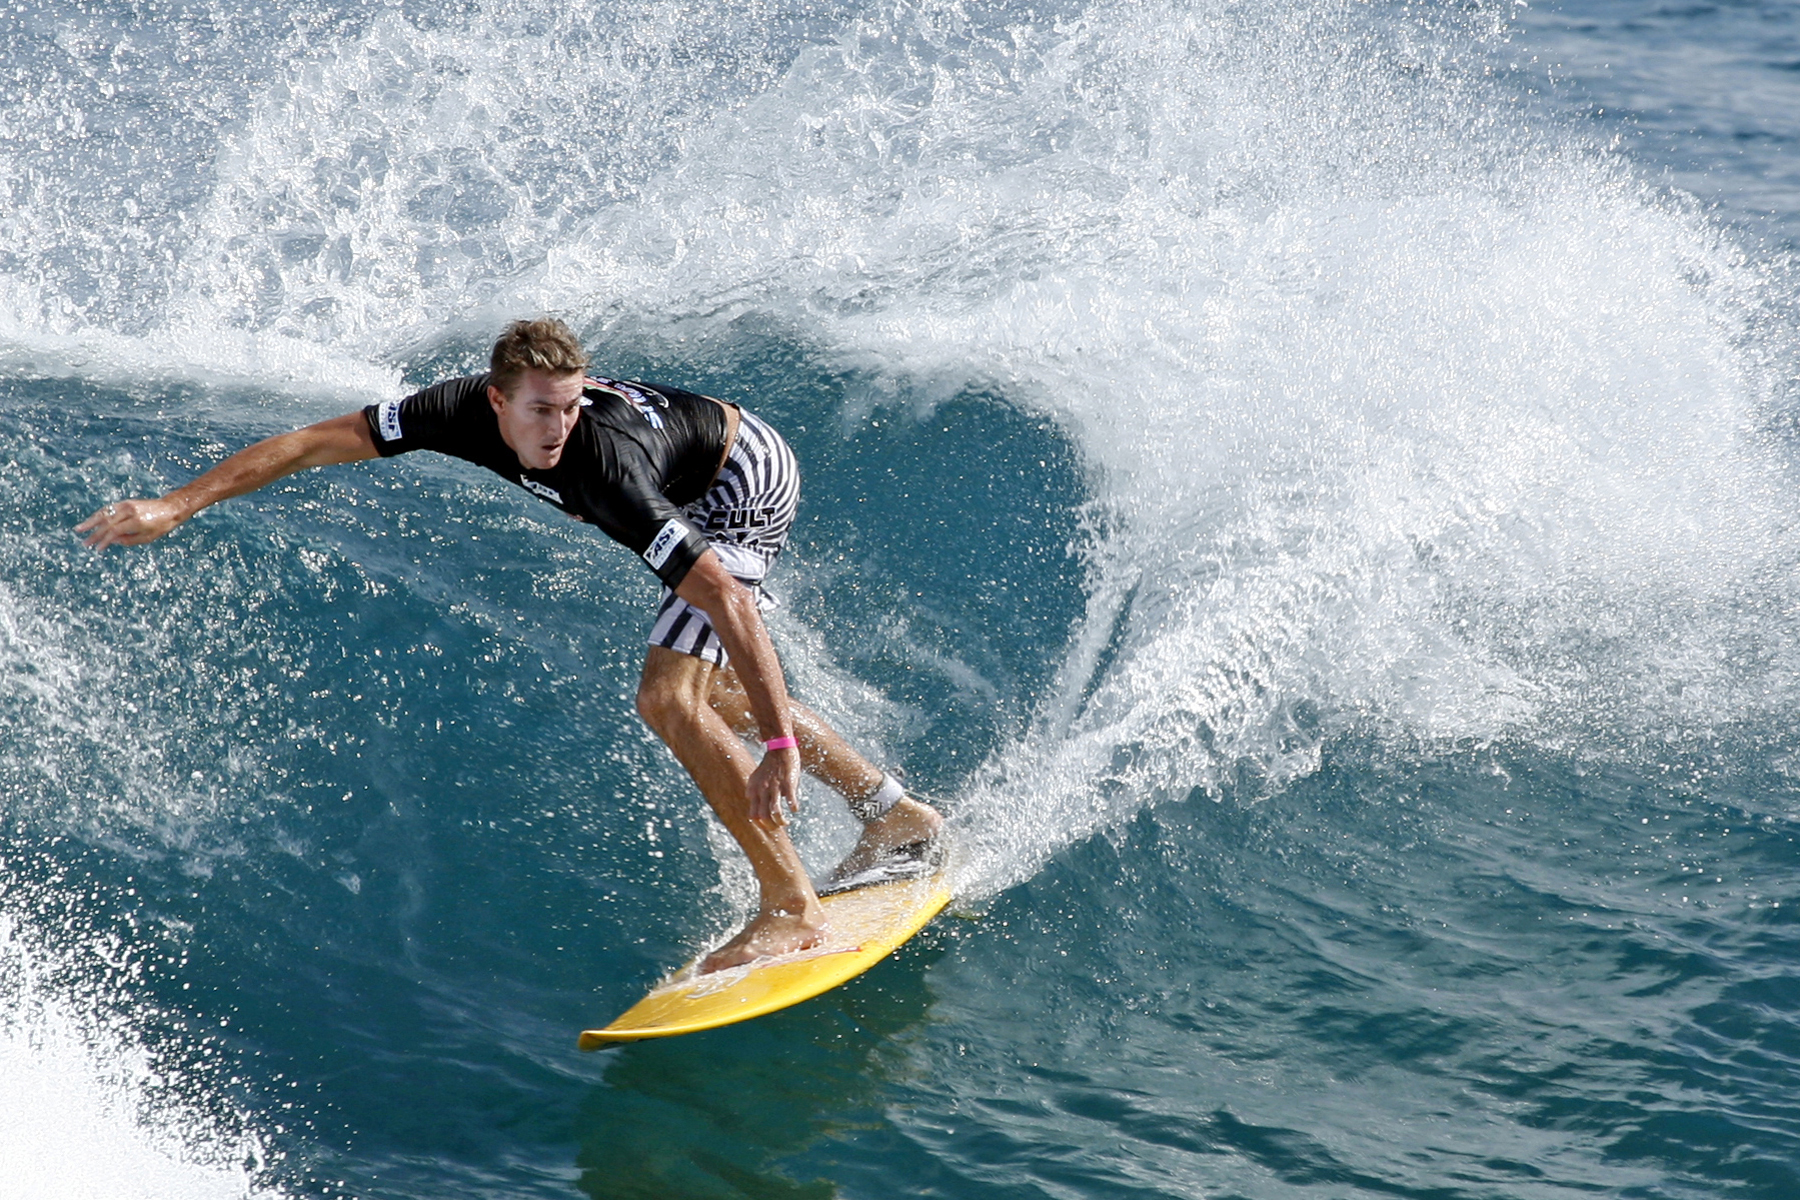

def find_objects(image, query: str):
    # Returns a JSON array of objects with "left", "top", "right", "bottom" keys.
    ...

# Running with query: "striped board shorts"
[{"left": 647, "top": 409, "right": 800, "bottom": 666}]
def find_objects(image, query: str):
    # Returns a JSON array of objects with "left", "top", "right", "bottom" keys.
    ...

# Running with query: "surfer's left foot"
[
  {"left": 825, "top": 798, "right": 945, "bottom": 890},
  {"left": 700, "top": 904, "right": 827, "bottom": 974}
]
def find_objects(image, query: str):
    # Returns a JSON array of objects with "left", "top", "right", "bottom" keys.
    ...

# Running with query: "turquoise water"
[{"left": 5, "top": 0, "right": 1800, "bottom": 1196}]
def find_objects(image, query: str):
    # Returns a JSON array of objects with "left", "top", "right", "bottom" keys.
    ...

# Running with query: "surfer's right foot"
[{"left": 700, "top": 904, "right": 827, "bottom": 974}]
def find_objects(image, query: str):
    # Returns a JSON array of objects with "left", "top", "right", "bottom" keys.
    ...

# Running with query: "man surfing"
[{"left": 78, "top": 318, "right": 943, "bottom": 972}]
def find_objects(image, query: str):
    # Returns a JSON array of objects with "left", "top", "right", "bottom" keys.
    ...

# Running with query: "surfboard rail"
[{"left": 579, "top": 873, "right": 951, "bottom": 1047}]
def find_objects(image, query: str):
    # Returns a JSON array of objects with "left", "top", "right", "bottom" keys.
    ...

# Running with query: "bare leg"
[
  {"left": 637, "top": 647, "right": 824, "bottom": 972},
  {"left": 707, "top": 668, "right": 944, "bottom": 867}
]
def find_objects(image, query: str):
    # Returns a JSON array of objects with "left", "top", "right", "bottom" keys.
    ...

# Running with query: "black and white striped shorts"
[{"left": 647, "top": 409, "right": 800, "bottom": 666}]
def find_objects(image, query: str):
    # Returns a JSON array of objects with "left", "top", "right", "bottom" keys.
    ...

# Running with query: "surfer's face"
[{"left": 490, "top": 369, "right": 585, "bottom": 470}]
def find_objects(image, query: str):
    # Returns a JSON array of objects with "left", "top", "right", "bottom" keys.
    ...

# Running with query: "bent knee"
[
  {"left": 635, "top": 677, "right": 692, "bottom": 735},
  {"left": 637, "top": 646, "right": 723, "bottom": 738}
]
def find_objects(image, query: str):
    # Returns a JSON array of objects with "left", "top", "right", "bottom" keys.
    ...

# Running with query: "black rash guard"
[{"left": 362, "top": 373, "right": 731, "bottom": 588}]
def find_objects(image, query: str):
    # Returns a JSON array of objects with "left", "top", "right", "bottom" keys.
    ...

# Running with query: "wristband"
[{"left": 764, "top": 736, "right": 799, "bottom": 751}]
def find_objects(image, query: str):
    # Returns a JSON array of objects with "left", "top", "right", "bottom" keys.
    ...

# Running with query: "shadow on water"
[{"left": 573, "top": 934, "right": 950, "bottom": 1200}]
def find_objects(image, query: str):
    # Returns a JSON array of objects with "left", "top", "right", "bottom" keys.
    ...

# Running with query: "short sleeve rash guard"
[{"left": 362, "top": 373, "right": 731, "bottom": 588}]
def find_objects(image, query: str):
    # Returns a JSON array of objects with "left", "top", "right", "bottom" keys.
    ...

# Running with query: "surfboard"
[{"left": 578, "top": 866, "right": 952, "bottom": 1047}]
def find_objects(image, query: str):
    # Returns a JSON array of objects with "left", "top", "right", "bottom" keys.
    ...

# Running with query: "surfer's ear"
[{"left": 487, "top": 384, "right": 509, "bottom": 415}]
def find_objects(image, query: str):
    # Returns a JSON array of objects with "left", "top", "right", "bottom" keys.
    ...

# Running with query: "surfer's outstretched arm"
[{"left": 78, "top": 412, "right": 379, "bottom": 549}]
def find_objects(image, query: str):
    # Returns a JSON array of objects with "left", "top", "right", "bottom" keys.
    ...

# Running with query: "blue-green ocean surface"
[{"left": 4, "top": 0, "right": 1800, "bottom": 1196}]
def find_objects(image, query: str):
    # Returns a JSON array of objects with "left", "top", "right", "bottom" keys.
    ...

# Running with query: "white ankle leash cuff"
[{"left": 848, "top": 773, "right": 905, "bottom": 822}]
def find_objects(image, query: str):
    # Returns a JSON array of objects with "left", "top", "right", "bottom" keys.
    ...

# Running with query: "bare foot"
[
  {"left": 700, "top": 904, "right": 827, "bottom": 974},
  {"left": 829, "top": 797, "right": 945, "bottom": 883}
]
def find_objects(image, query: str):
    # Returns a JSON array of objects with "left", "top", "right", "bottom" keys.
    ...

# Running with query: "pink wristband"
[{"left": 764, "top": 736, "right": 799, "bottom": 751}]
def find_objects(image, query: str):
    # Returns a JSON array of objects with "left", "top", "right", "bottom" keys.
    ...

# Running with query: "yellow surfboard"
[{"left": 578, "top": 868, "right": 952, "bottom": 1048}]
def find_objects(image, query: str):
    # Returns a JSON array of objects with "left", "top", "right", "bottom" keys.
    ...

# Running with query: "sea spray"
[
  {"left": 18, "top": 0, "right": 1794, "bottom": 902},
  {"left": 0, "top": 868, "right": 282, "bottom": 1200},
  {"left": 2, "top": 0, "right": 1799, "bottom": 1192},
  {"left": 458, "top": 0, "right": 1800, "bottom": 893}
]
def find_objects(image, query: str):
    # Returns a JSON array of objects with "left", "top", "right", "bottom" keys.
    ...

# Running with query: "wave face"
[{"left": 5, "top": 0, "right": 1800, "bottom": 1195}]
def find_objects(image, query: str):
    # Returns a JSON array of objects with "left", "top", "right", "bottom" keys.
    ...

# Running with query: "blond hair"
[{"left": 489, "top": 318, "right": 589, "bottom": 393}]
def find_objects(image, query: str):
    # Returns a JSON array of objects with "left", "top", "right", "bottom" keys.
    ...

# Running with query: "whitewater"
[{"left": 4, "top": 0, "right": 1800, "bottom": 1195}]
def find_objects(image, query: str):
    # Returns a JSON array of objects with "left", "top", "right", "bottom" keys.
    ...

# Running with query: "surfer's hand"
[
  {"left": 77, "top": 498, "right": 185, "bottom": 549},
  {"left": 747, "top": 748, "right": 801, "bottom": 826}
]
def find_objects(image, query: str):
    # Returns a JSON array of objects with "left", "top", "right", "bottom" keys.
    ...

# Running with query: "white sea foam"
[
  {"left": 503, "top": 0, "right": 1798, "bottom": 892},
  {"left": 0, "top": 913, "right": 281, "bottom": 1200},
  {"left": 0, "top": 2, "right": 1794, "bottom": 1194},
  {"left": 0, "top": 308, "right": 399, "bottom": 407},
  {"left": 0, "top": 569, "right": 292, "bottom": 1195},
  {"left": 7, "top": 0, "right": 1797, "bottom": 903}
]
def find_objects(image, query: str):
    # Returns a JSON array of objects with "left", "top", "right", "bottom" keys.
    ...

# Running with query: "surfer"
[{"left": 77, "top": 318, "right": 943, "bottom": 972}]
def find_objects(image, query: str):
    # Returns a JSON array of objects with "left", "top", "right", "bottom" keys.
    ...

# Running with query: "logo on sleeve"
[
  {"left": 643, "top": 519, "right": 686, "bottom": 569},
  {"left": 376, "top": 400, "right": 404, "bottom": 442},
  {"left": 588, "top": 378, "right": 667, "bottom": 429}
]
